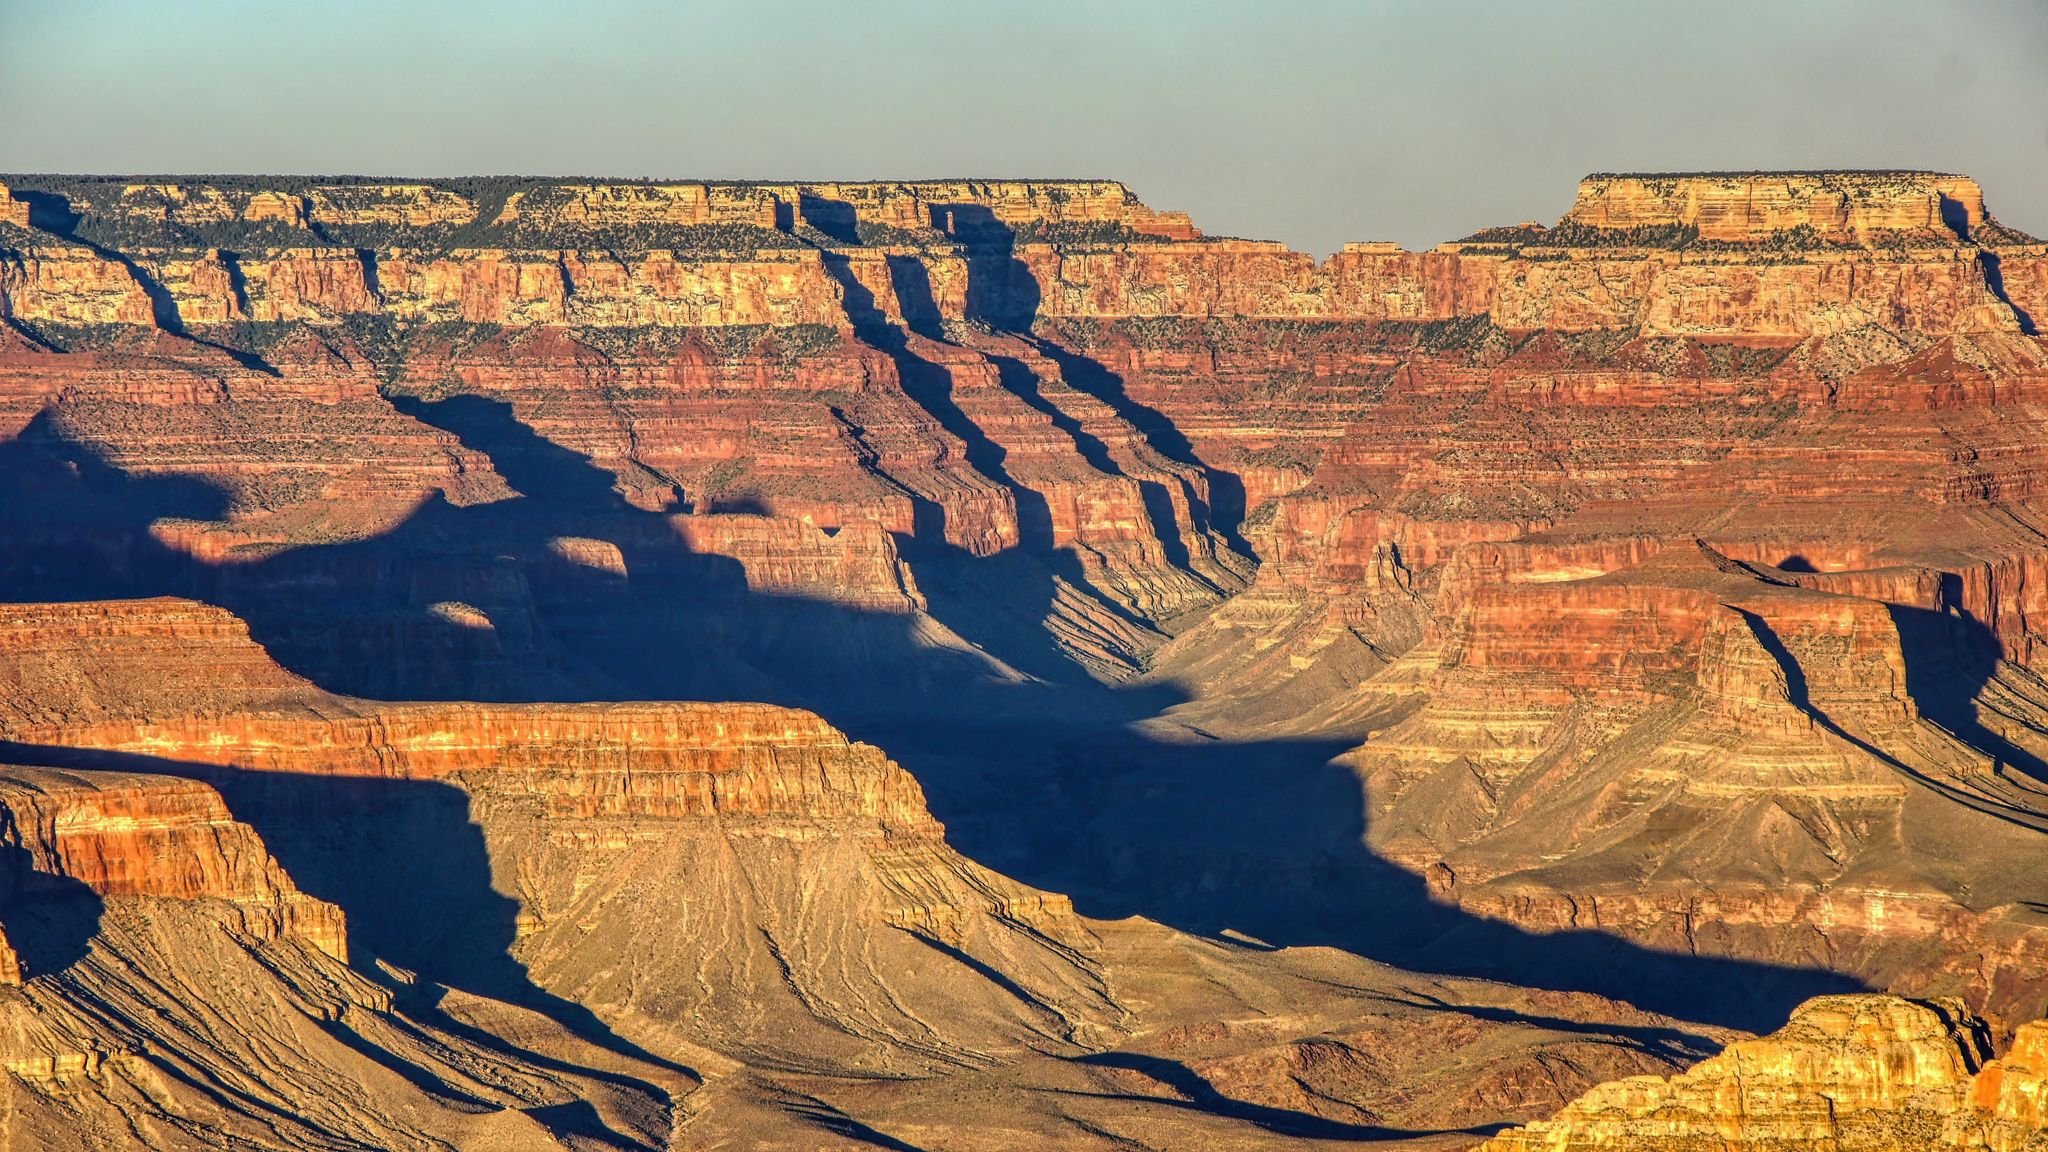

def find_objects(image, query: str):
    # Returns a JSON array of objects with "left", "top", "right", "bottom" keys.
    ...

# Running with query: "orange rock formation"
[
  {"left": 0, "top": 766, "right": 346, "bottom": 967},
  {"left": 0, "top": 168, "right": 2046, "bottom": 1148},
  {"left": 1482, "top": 994, "right": 2048, "bottom": 1151}
]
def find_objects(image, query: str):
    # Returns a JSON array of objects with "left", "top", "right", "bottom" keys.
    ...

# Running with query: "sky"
[{"left": 3, "top": 0, "right": 2044, "bottom": 255}]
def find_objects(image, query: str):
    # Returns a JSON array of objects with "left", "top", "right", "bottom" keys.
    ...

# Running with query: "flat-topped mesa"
[
  {"left": 78, "top": 180, "right": 479, "bottom": 233},
  {"left": 495, "top": 182, "right": 782, "bottom": 230},
  {"left": 4, "top": 171, "right": 2037, "bottom": 337},
  {"left": 1564, "top": 171, "right": 1989, "bottom": 244},
  {"left": 790, "top": 179, "right": 1200, "bottom": 240},
  {"left": 477, "top": 178, "right": 1201, "bottom": 242},
  {"left": 2, "top": 175, "right": 1199, "bottom": 247},
  {"left": 0, "top": 600, "right": 939, "bottom": 828},
  {"left": 43, "top": 703, "right": 950, "bottom": 829},
  {"left": 0, "top": 599, "right": 320, "bottom": 728}
]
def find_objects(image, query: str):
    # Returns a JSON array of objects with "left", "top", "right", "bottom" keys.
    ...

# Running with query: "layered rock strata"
[
  {"left": 0, "top": 595, "right": 1740, "bottom": 1149},
  {"left": 0, "top": 169, "right": 2045, "bottom": 1146},
  {"left": 0, "top": 766, "right": 345, "bottom": 966},
  {"left": 0, "top": 599, "right": 1119, "bottom": 1074},
  {"left": 1481, "top": 994, "right": 2048, "bottom": 1151},
  {"left": 3, "top": 173, "right": 2032, "bottom": 335}
]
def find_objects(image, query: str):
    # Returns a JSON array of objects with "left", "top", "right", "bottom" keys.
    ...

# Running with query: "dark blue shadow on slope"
[{"left": 0, "top": 408, "right": 1873, "bottom": 1047}]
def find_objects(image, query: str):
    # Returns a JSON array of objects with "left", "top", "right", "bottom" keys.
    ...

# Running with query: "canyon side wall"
[{"left": 0, "top": 170, "right": 2046, "bottom": 1147}]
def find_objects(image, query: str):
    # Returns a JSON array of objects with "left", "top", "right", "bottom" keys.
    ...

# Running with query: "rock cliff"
[
  {"left": 1481, "top": 994, "right": 2048, "bottom": 1151},
  {"left": 0, "top": 595, "right": 1729, "bottom": 1149},
  {"left": 0, "top": 168, "right": 2045, "bottom": 1148},
  {"left": 0, "top": 765, "right": 345, "bottom": 965},
  {"left": 0, "top": 597, "right": 1119, "bottom": 1074}
]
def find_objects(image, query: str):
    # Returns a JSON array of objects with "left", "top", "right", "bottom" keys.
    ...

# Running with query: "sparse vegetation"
[{"left": 1011, "top": 220, "right": 1154, "bottom": 246}]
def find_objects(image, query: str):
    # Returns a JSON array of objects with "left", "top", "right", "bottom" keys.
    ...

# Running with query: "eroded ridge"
[{"left": 1483, "top": 993, "right": 2048, "bottom": 1151}]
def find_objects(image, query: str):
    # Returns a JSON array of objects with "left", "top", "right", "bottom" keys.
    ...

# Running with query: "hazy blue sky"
[{"left": 4, "top": 0, "right": 2044, "bottom": 254}]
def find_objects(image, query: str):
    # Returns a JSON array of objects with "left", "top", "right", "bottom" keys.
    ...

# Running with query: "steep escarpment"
[
  {"left": 35, "top": 703, "right": 1128, "bottom": 1074},
  {"left": 0, "top": 758, "right": 681, "bottom": 1150},
  {"left": 0, "top": 766, "right": 344, "bottom": 965},
  {"left": 1335, "top": 539, "right": 2048, "bottom": 1019},
  {"left": 0, "top": 597, "right": 1121, "bottom": 1076},
  {"left": 8, "top": 172, "right": 2027, "bottom": 334},
  {"left": 0, "top": 175, "right": 1253, "bottom": 659}
]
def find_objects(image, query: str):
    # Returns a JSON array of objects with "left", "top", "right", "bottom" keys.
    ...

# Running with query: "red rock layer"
[
  {"left": 22, "top": 702, "right": 944, "bottom": 826},
  {"left": 0, "top": 766, "right": 345, "bottom": 967}
]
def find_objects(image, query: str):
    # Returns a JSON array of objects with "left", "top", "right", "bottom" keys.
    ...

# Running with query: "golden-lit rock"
[
  {"left": 5, "top": 172, "right": 2029, "bottom": 338},
  {"left": 1565, "top": 171, "right": 1987, "bottom": 243},
  {"left": 1481, "top": 994, "right": 2048, "bottom": 1151},
  {"left": 0, "top": 182, "right": 29, "bottom": 229},
  {"left": 0, "top": 765, "right": 347, "bottom": 964},
  {"left": 0, "top": 168, "right": 2046, "bottom": 1148}
]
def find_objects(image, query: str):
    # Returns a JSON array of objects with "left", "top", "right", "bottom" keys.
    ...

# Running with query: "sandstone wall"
[
  {"left": 2, "top": 173, "right": 2036, "bottom": 339},
  {"left": 1481, "top": 994, "right": 2048, "bottom": 1152},
  {"left": 0, "top": 766, "right": 346, "bottom": 968},
  {"left": 1566, "top": 171, "right": 1989, "bottom": 242}
]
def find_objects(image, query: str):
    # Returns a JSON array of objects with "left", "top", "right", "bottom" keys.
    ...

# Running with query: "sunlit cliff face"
[{"left": 0, "top": 170, "right": 2042, "bottom": 1150}]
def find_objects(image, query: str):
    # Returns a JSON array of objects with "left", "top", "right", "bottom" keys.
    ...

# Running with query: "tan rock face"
[
  {"left": 0, "top": 182, "right": 29, "bottom": 229},
  {"left": 1565, "top": 171, "right": 1988, "bottom": 243},
  {"left": 0, "top": 596, "right": 1119, "bottom": 1075},
  {"left": 1975, "top": 1021, "right": 2048, "bottom": 1138},
  {"left": 1482, "top": 994, "right": 2048, "bottom": 1151},
  {"left": 29, "top": 702, "right": 946, "bottom": 827},
  {"left": 0, "top": 593, "right": 1754, "bottom": 1151},
  {"left": 1, "top": 172, "right": 2032, "bottom": 337}
]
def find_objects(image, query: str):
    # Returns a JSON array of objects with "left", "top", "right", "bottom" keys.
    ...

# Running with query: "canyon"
[{"left": 0, "top": 169, "right": 2043, "bottom": 1148}]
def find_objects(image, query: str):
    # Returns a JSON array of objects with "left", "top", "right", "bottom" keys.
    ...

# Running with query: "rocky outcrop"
[
  {"left": 0, "top": 593, "right": 1751, "bottom": 1150},
  {"left": 2, "top": 172, "right": 2032, "bottom": 339},
  {"left": 85, "top": 701, "right": 1121, "bottom": 1071},
  {"left": 1334, "top": 537, "right": 2048, "bottom": 1020},
  {"left": 1, "top": 172, "right": 2036, "bottom": 678},
  {"left": 1480, "top": 994, "right": 2048, "bottom": 1151},
  {"left": 0, "top": 182, "right": 31, "bottom": 229},
  {"left": 14, "top": 177, "right": 1196, "bottom": 245},
  {"left": 0, "top": 599, "right": 311, "bottom": 724},
  {"left": 1564, "top": 171, "right": 1991, "bottom": 243},
  {"left": 0, "top": 596, "right": 1121, "bottom": 1074},
  {"left": 0, "top": 766, "right": 345, "bottom": 966},
  {"left": 22, "top": 701, "right": 947, "bottom": 826}
]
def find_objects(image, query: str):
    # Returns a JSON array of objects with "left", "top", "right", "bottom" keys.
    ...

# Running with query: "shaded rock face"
[
  {"left": 0, "top": 599, "right": 1112, "bottom": 1077},
  {"left": 1482, "top": 993, "right": 2048, "bottom": 1151},
  {"left": 0, "top": 171, "right": 2042, "bottom": 1148}
]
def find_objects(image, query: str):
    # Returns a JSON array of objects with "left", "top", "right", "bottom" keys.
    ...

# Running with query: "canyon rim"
[{"left": 0, "top": 165, "right": 2043, "bottom": 1151}]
